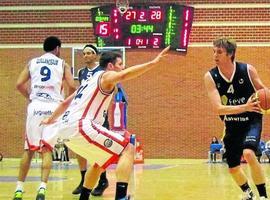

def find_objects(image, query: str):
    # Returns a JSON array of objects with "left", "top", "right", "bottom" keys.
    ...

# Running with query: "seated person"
[{"left": 209, "top": 136, "right": 223, "bottom": 162}]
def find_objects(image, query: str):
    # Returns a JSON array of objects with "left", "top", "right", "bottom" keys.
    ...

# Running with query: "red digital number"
[
  {"left": 96, "top": 22, "right": 110, "bottom": 37},
  {"left": 138, "top": 10, "right": 147, "bottom": 21},
  {"left": 150, "top": 36, "right": 161, "bottom": 47},
  {"left": 149, "top": 9, "right": 162, "bottom": 21},
  {"left": 124, "top": 10, "right": 136, "bottom": 21}
]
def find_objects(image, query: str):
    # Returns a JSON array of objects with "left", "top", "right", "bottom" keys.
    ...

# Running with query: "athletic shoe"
[
  {"left": 118, "top": 195, "right": 130, "bottom": 200},
  {"left": 13, "top": 190, "right": 23, "bottom": 200},
  {"left": 91, "top": 179, "right": 109, "bottom": 196},
  {"left": 72, "top": 183, "right": 83, "bottom": 195},
  {"left": 259, "top": 197, "right": 268, "bottom": 200},
  {"left": 35, "top": 187, "right": 46, "bottom": 200},
  {"left": 242, "top": 189, "right": 255, "bottom": 200}
]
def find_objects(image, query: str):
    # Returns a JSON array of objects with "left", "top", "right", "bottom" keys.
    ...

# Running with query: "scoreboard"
[{"left": 91, "top": 4, "right": 194, "bottom": 52}]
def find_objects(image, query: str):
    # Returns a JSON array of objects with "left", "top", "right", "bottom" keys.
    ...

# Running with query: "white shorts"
[
  {"left": 41, "top": 118, "right": 130, "bottom": 169},
  {"left": 24, "top": 100, "right": 59, "bottom": 151}
]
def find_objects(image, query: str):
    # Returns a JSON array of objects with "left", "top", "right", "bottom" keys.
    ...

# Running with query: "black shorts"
[{"left": 223, "top": 118, "right": 262, "bottom": 168}]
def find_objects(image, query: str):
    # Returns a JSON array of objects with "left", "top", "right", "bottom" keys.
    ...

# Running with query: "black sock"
[
  {"left": 256, "top": 183, "right": 267, "bottom": 198},
  {"left": 80, "top": 170, "right": 86, "bottom": 186},
  {"left": 79, "top": 187, "right": 92, "bottom": 200},
  {"left": 115, "top": 182, "right": 128, "bottom": 200},
  {"left": 100, "top": 171, "right": 107, "bottom": 182},
  {"left": 240, "top": 182, "right": 251, "bottom": 192}
]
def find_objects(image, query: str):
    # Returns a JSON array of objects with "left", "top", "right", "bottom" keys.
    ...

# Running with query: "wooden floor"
[{"left": 1, "top": 158, "right": 270, "bottom": 200}]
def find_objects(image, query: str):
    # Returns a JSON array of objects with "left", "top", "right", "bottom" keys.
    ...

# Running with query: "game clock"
[{"left": 91, "top": 4, "right": 194, "bottom": 52}]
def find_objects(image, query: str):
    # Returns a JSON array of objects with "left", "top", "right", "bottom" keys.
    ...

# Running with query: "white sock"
[
  {"left": 15, "top": 181, "right": 24, "bottom": 192},
  {"left": 38, "top": 182, "right": 47, "bottom": 190}
]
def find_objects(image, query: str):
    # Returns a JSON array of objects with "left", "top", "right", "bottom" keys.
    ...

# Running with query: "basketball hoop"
[{"left": 115, "top": 0, "right": 129, "bottom": 15}]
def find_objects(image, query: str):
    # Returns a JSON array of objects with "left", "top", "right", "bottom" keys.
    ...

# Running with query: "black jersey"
[{"left": 209, "top": 62, "right": 262, "bottom": 130}]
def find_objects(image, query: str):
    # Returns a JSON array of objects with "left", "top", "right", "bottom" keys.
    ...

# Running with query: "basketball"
[{"left": 255, "top": 88, "right": 270, "bottom": 113}]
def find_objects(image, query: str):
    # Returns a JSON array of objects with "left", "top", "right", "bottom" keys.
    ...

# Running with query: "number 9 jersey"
[{"left": 29, "top": 52, "right": 64, "bottom": 103}]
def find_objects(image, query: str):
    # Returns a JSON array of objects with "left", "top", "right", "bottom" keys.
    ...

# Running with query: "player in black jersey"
[
  {"left": 72, "top": 44, "right": 109, "bottom": 196},
  {"left": 204, "top": 37, "right": 268, "bottom": 200}
]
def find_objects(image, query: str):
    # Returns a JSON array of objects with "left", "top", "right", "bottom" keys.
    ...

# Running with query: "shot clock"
[{"left": 91, "top": 4, "right": 194, "bottom": 52}]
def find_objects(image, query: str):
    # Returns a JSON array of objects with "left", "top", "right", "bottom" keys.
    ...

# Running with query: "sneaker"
[
  {"left": 91, "top": 179, "right": 109, "bottom": 196},
  {"left": 13, "top": 190, "right": 23, "bottom": 200},
  {"left": 260, "top": 197, "right": 268, "bottom": 200},
  {"left": 242, "top": 189, "right": 255, "bottom": 200},
  {"left": 118, "top": 195, "right": 130, "bottom": 200},
  {"left": 36, "top": 188, "right": 46, "bottom": 200},
  {"left": 72, "top": 183, "right": 83, "bottom": 195}
]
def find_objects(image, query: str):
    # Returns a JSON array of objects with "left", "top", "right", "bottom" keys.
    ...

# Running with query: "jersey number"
[
  {"left": 75, "top": 84, "right": 88, "bottom": 100},
  {"left": 40, "top": 66, "right": 51, "bottom": 82},
  {"left": 227, "top": 84, "right": 234, "bottom": 94}
]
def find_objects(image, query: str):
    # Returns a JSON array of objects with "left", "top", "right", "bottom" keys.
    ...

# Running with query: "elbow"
[{"left": 16, "top": 82, "right": 23, "bottom": 91}]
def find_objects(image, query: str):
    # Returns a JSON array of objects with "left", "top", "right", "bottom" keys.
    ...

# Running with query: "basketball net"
[{"left": 115, "top": 0, "right": 129, "bottom": 16}]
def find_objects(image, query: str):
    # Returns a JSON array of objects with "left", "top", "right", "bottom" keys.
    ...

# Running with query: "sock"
[
  {"left": 240, "top": 182, "right": 251, "bottom": 192},
  {"left": 79, "top": 187, "right": 92, "bottom": 200},
  {"left": 80, "top": 170, "right": 86, "bottom": 186},
  {"left": 38, "top": 182, "right": 47, "bottom": 190},
  {"left": 100, "top": 171, "right": 107, "bottom": 182},
  {"left": 15, "top": 181, "right": 24, "bottom": 192},
  {"left": 115, "top": 182, "right": 128, "bottom": 200},
  {"left": 256, "top": 183, "right": 268, "bottom": 198}
]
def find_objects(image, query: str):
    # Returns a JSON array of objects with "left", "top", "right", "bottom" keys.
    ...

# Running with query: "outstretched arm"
[
  {"left": 101, "top": 46, "right": 170, "bottom": 92},
  {"left": 41, "top": 93, "right": 75, "bottom": 125}
]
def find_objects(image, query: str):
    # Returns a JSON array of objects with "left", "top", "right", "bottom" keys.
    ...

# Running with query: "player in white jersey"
[
  {"left": 72, "top": 44, "right": 110, "bottom": 196},
  {"left": 41, "top": 46, "right": 170, "bottom": 200},
  {"left": 13, "top": 36, "right": 76, "bottom": 200}
]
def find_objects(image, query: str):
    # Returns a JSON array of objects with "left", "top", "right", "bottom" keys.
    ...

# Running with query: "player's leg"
[
  {"left": 115, "top": 143, "right": 135, "bottom": 200},
  {"left": 72, "top": 154, "right": 87, "bottom": 194},
  {"left": 35, "top": 148, "right": 53, "bottom": 200},
  {"left": 91, "top": 170, "right": 109, "bottom": 196},
  {"left": 224, "top": 133, "right": 255, "bottom": 200},
  {"left": 13, "top": 150, "right": 35, "bottom": 200},
  {"left": 79, "top": 164, "right": 104, "bottom": 200},
  {"left": 243, "top": 119, "right": 267, "bottom": 199}
]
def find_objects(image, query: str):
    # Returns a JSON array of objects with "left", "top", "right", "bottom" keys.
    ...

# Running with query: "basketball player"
[
  {"left": 40, "top": 46, "right": 170, "bottom": 200},
  {"left": 204, "top": 37, "right": 268, "bottom": 200},
  {"left": 13, "top": 36, "right": 76, "bottom": 200},
  {"left": 72, "top": 44, "right": 109, "bottom": 196}
]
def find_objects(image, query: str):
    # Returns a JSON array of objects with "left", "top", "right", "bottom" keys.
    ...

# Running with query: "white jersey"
[
  {"left": 29, "top": 52, "right": 64, "bottom": 103},
  {"left": 62, "top": 70, "right": 113, "bottom": 125}
]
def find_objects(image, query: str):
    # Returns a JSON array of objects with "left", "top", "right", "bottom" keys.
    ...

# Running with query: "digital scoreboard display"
[{"left": 91, "top": 4, "right": 194, "bottom": 52}]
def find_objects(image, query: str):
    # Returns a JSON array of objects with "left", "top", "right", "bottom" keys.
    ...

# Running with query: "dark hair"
[
  {"left": 43, "top": 36, "right": 61, "bottom": 52},
  {"left": 213, "top": 37, "right": 237, "bottom": 62},
  {"left": 83, "top": 44, "right": 99, "bottom": 55},
  {"left": 99, "top": 51, "right": 122, "bottom": 69}
]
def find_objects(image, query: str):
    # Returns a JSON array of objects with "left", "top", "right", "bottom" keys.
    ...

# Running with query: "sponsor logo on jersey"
[
  {"left": 228, "top": 97, "right": 246, "bottom": 105},
  {"left": 104, "top": 138, "right": 113, "bottom": 148},
  {"left": 36, "top": 92, "right": 53, "bottom": 100},
  {"left": 224, "top": 116, "right": 249, "bottom": 122},
  {"left": 34, "top": 84, "right": 54, "bottom": 90},
  {"left": 34, "top": 110, "right": 53, "bottom": 116}
]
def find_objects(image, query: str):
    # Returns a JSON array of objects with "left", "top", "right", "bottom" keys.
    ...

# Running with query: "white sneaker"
[
  {"left": 259, "top": 197, "right": 268, "bottom": 200},
  {"left": 242, "top": 189, "right": 255, "bottom": 200}
]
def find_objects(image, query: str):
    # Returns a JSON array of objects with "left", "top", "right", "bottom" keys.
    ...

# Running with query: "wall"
[{"left": 0, "top": 0, "right": 270, "bottom": 158}]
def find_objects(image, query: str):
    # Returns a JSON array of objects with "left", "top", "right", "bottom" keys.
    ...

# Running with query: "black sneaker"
[
  {"left": 72, "top": 184, "right": 83, "bottom": 195},
  {"left": 91, "top": 180, "right": 109, "bottom": 196},
  {"left": 36, "top": 188, "right": 46, "bottom": 200}
]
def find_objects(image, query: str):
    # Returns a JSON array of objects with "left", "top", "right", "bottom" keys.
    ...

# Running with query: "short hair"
[
  {"left": 213, "top": 37, "right": 237, "bottom": 62},
  {"left": 43, "top": 36, "right": 61, "bottom": 52},
  {"left": 99, "top": 51, "right": 122, "bottom": 69},
  {"left": 83, "top": 44, "right": 99, "bottom": 55}
]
